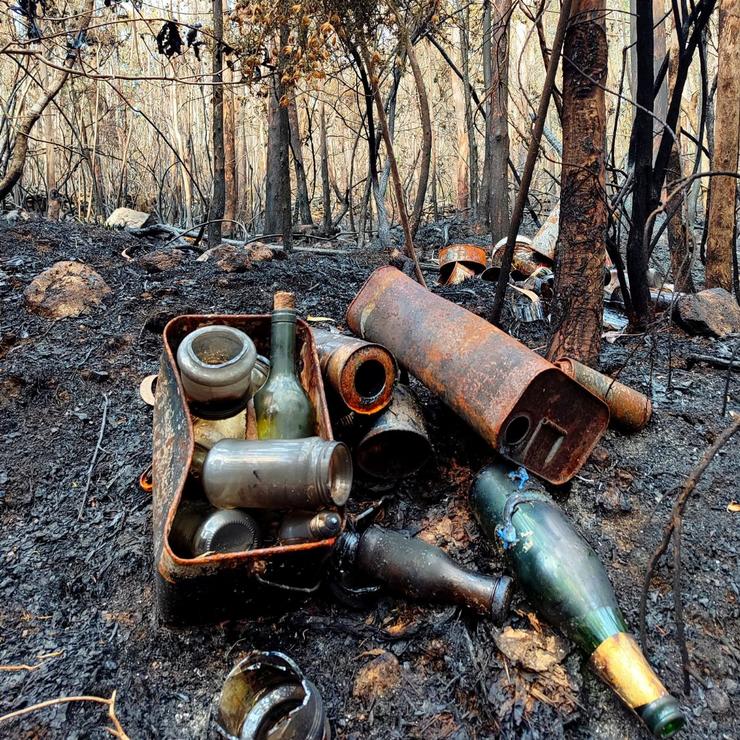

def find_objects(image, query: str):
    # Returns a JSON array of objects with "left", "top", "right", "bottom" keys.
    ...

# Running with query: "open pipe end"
[
  {"left": 356, "top": 428, "right": 433, "bottom": 480},
  {"left": 338, "top": 346, "right": 397, "bottom": 414}
]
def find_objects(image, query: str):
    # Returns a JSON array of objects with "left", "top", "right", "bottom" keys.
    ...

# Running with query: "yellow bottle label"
[{"left": 589, "top": 632, "right": 668, "bottom": 710}]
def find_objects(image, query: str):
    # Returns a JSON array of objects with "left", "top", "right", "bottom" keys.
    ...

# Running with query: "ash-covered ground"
[{"left": 0, "top": 219, "right": 737, "bottom": 739}]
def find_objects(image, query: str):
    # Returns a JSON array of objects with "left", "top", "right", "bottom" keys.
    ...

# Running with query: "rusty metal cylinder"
[
  {"left": 347, "top": 267, "right": 609, "bottom": 484},
  {"left": 350, "top": 525, "right": 513, "bottom": 623},
  {"left": 355, "top": 384, "right": 432, "bottom": 479},
  {"left": 555, "top": 358, "right": 652, "bottom": 433},
  {"left": 202, "top": 437, "right": 353, "bottom": 509},
  {"left": 438, "top": 244, "right": 487, "bottom": 285},
  {"left": 312, "top": 328, "right": 397, "bottom": 415}
]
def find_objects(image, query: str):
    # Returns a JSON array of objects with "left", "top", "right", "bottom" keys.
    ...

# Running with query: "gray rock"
[
  {"left": 676, "top": 288, "right": 740, "bottom": 338},
  {"left": 706, "top": 688, "right": 730, "bottom": 715}
]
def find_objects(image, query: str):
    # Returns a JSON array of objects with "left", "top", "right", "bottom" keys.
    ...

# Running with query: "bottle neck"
[{"left": 270, "top": 310, "right": 297, "bottom": 376}]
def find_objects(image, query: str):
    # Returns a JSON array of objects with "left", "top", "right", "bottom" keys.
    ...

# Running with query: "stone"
[
  {"left": 676, "top": 288, "right": 740, "bottom": 338},
  {"left": 24, "top": 261, "right": 111, "bottom": 319},
  {"left": 105, "top": 207, "right": 153, "bottom": 229},
  {"left": 352, "top": 651, "right": 401, "bottom": 703},
  {"left": 706, "top": 688, "right": 730, "bottom": 715},
  {"left": 137, "top": 249, "right": 186, "bottom": 273},
  {"left": 197, "top": 244, "right": 252, "bottom": 273},
  {"left": 247, "top": 243, "right": 274, "bottom": 263}
]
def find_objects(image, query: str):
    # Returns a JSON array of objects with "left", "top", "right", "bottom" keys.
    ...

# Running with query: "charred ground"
[{"left": 0, "top": 219, "right": 738, "bottom": 739}]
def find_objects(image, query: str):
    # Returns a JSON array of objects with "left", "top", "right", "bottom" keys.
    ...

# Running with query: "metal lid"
[{"left": 193, "top": 509, "right": 260, "bottom": 556}]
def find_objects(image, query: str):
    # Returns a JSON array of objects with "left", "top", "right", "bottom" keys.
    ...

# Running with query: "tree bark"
[
  {"left": 320, "top": 102, "right": 332, "bottom": 235},
  {"left": 452, "top": 22, "right": 470, "bottom": 212},
  {"left": 706, "top": 0, "right": 740, "bottom": 291},
  {"left": 223, "top": 63, "right": 237, "bottom": 236},
  {"left": 547, "top": 0, "right": 607, "bottom": 366},
  {"left": 263, "top": 26, "right": 292, "bottom": 247},
  {"left": 487, "top": 0, "right": 511, "bottom": 237},
  {"left": 0, "top": 0, "right": 95, "bottom": 201},
  {"left": 288, "top": 98, "right": 313, "bottom": 225},
  {"left": 207, "top": 0, "right": 225, "bottom": 247}
]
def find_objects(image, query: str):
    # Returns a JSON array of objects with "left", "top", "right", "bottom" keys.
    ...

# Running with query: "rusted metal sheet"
[
  {"left": 438, "top": 244, "right": 487, "bottom": 285},
  {"left": 346, "top": 267, "right": 609, "bottom": 484},
  {"left": 555, "top": 358, "right": 652, "bottom": 432},
  {"left": 153, "top": 314, "right": 339, "bottom": 626},
  {"left": 312, "top": 328, "right": 396, "bottom": 415},
  {"left": 482, "top": 235, "right": 550, "bottom": 282}
]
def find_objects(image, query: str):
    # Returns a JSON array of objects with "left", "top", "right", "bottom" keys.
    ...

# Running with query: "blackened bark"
[
  {"left": 207, "top": 0, "right": 225, "bottom": 247},
  {"left": 547, "top": 0, "right": 607, "bottom": 366},
  {"left": 288, "top": 99, "right": 313, "bottom": 226}
]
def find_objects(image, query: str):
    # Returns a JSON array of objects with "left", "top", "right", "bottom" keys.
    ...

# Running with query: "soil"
[{"left": 0, "top": 218, "right": 738, "bottom": 740}]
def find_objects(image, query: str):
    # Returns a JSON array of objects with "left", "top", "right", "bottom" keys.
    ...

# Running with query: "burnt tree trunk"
[
  {"left": 487, "top": 0, "right": 511, "bottom": 237},
  {"left": 320, "top": 102, "right": 332, "bottom": 235},
  {"left": 288, "top": 98, "right": 313, "bottom": 226},
  {"left": 263, "top": 26, "right": 292, "bottom": 247},
  {"left": 706, "top": 0, "right": 740, "bottom": 291},
  {"left": 625, "top": 0, "right": 654, "bottom": 326},
  {"left": 207, "top": 0, "right": 225, "bottom": 247},
  {"left": 223, "top": 63, "right": 237, "bottom": 237},
  {"left": 547, "top": 0, "right": 607, "bottom": 366}
]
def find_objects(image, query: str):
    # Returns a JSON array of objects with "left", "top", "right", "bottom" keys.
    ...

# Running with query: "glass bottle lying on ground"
[{"left": 470, "top": 462, "right": 686, "bottom": 739}]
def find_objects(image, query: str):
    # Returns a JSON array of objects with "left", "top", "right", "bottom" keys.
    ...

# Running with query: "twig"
[
  {"left": 0, "top": 691, "right": 129, "bottom": 739},
  {"left": 78, "top": 394, "right": 110, "bottom": 520},
  {"left": 685, "top": 354, "right": 740, "bottom": 372},
  {"left": 639, "top": 415, "right": 740, "bottom": 690}
]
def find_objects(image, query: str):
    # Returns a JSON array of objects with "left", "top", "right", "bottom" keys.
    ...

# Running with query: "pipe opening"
[
  {"left": 327, "top": 444, "right": 353, "bottom": 506},
  {"left": 191, "top": 329, "right": 246, "bottom": 367},
  {"left": 354, "top": 359, "right": 387, "bottom": 399},
  {"left": 357, "top": 430, "right": 432, "bottom": 479},
  {"left": 503, "top": 415, "right": 531, "bottom": 446}
]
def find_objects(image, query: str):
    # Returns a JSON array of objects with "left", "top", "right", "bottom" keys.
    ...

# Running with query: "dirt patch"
[{"left": 0, "top": 219, "right": 738, "bottom": 739}]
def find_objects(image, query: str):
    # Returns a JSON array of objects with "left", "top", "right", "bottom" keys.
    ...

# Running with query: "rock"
[
  {"left": 24, "top": 261, "right": 111, "bottom": 319},
  {"left": 105, "top": 207, "right": 153, "bottom": 229},
  {"left": 352, "top": 651, "right": 401, "bottom": 703},
  {"left": 197, "top": 244, "right": 252, "bottom": 273},
  {"left": 590, "top": 446, "right": 610, "bottom": 468},
  {"left": 137, "top": 249, "right": 186, "bottom": 273},
  {"left": 246, "top": 243, "right": 274, "bottom": 263},
  {"left": 493, "top": 626, "right": 567, "bottom": 672},
  {"left": 706, "top": 688, "right": 730, "bottom": 715},
  {"left": 676, "top": 288, "right": 740, "bottom": 338}
]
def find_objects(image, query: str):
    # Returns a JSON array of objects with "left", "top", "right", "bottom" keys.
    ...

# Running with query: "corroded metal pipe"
[
  {"left": 438, "top": 243, "right": 487, "bottom": 285},
  {"left": 203, "top": 437, "right": 353, "bottom": 509},
  {"left": 347, "top": 267, "right": 609, "bottom": 484},
  {"left": 555, "top": 358, "right": 652, "bottom": 432},
  {"left": 355, "top": 384, "right": 432, "bottom": 479},
  {"left": 339, "top": 525, "right": 513, "bottom": 623},
  {"left": 312, "top": 328, "right": 397, "bottom": 415}
]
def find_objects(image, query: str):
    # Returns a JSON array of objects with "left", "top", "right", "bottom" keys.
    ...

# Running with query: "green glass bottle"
[
  {"left": 470, "top": 462, "right": 686, "bottom": 739},
  {"left": 255, "top": 291, "right": 314, "bottom": 439}
]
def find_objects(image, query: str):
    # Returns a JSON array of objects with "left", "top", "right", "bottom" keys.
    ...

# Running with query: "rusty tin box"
[{"left": 153, "top": 314, "right": 339, "bottom": 626}]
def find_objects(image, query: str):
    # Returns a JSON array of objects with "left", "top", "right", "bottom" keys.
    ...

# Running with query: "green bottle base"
[{"left": 636, "top": 695, "right": 686, "bottom": 738}]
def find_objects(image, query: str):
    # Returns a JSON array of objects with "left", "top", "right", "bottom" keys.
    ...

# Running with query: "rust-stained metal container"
[
  {"left": 153, "top": 314, "right": 339, "bottom": 626},
  {"left": 438, "top": 244, "right": 487, "bottom": 285},
  {"left": 555, "top": 358, "right": 652, "bottom": 433},
  {"left": 347, "top": 268, "right": 609, "bottom": 484},
  {"left": 312, "top": 328, "right": 397, "bottom": 415}
]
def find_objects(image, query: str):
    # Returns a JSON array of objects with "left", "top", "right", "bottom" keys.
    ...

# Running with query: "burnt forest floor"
[{"left": 0, "top": 218, "right": 738, "bottom": 740}]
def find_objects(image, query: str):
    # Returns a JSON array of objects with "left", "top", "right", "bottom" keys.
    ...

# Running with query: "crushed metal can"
[
  {"left": 347, "top": 267, "right": 609, "bottom": 484},
  {"left": 438, "top": 243, "right": 488, "bottom": 286},
  {"left": 216, "top": 651, "right": 330, "bottom": 739},
  {"left": 153, "top": 314, "right": 341, "bottom": 626}
]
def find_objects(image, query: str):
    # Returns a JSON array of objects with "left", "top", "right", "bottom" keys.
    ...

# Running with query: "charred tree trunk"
[
  {"left": 207, "top": 0, "right": 225, "bottom": 247},
  {"left": 263, "top": 26, "right": 292, "bottom": 248},
  {"left": 487, "top": 0, "right": 511, "bottom": 238},
  {"left": 0, "top": 0, "right": 95, "bottom": 201},
  {"left": 706, "top": 0, "right": 740, "bottom": 291},
  {"left": 223, "top": 63, "right": 237, "bottom": 237},
  {"left": 625, "top": 0, "right": 654, "bottom": 327},
  {"left": 288, "top": 98, "right": 313, "bottom": 226},
  {"left": 547, "top": 0, "right": 607, "bottom": 366},
  {"left": 478, "top": 0, "right": 492, "bottom": 224},
  {"left": 459, "top": 6, "right": 479, "bottom": 220},
  {"left": 320, "top": 102, "right": 332, "bottom": 235}
]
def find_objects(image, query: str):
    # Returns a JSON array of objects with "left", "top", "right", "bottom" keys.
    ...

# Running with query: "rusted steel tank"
[
  {"left": 346, "top": 268, "right": 609, "bottom": 484},
  {"left": 153, "top": 314, "right": 340, "bottom": 626},
  {"left": 555, "top": 358, "right": 652, "bottom": 432},
  {"left": 312, "top": 328, "right": 397, "bottom": 415}
]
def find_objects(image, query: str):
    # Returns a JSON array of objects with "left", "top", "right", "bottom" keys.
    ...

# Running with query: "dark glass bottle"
[
  {"left": 255, "top": 291, "right": 314, "bottom": 439},
  {"left": 470, "top": 463, "right": 686, "bottom": 739}
]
